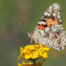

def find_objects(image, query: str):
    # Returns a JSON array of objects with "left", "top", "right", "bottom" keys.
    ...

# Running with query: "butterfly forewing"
[{"left": 28, "top": 3, "right": 66, "bottom": 50}]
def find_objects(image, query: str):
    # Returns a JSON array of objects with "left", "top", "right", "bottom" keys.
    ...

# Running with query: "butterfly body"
[{"left": 28, "top": 3, "right": 66, "bottom": 50}]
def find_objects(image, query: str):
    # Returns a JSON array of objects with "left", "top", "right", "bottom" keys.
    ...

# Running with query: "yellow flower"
[
  {"left": 22, "top": 61, "right": 33, "bottom": 66},
  {"left": 22, "top": 61, "right": 26, "bottom": 65},
  {"left": 22, "top": 61, "right": 43, "bottom": 66},
  {"left": 24, "top": 45, "right": 35, "bottom": 50},
  {"left": 18, "top": 63, "right": 22, "bottom": 66},
  {"left": 41, "top": 52, "right": 48, "bottom": 58},
  {"left": 24, "top": 54, "right": 32, "bottom": 60},
  {"left": 31, "top": 51, "right": 39, "bottom": 59},
  {"left": 18, "top": 61, "right": 44, "bottom": 66},
  {"left": 18, "top": 44, "right": 50, "bottom": 60},
  {"left": 18, "top": 44, "right": 50, "bottom": 66}
]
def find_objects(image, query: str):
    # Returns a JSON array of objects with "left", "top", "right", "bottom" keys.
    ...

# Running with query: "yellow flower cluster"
[
  {"left": 18, "top": 44, "right": 50, "bottom": 60},
  {"left": 18, "top": 61, "right": 43, "bottom": 66}
]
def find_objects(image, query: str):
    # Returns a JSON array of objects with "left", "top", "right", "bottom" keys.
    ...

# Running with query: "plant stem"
[{"left": 33, "top": 60, "right": 36, "bottom": 66}]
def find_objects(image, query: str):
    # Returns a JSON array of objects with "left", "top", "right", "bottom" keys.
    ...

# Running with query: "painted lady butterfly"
[{"left": 28, "top": 3, "right": 66, "bottom": 50}]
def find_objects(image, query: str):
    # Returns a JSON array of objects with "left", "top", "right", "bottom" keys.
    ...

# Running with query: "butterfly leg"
[{"left": 29, "top": 39, "right": 33, "bottom": 44}]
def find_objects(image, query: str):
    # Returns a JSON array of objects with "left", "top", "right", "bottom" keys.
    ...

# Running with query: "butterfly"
[{"left": 28, "top": 3, "right": 66, "bottom": 50}]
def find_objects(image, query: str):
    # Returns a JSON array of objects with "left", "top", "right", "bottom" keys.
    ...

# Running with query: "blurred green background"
[{"left": 0, "top": 0, "right": 66, "bottom": 66}]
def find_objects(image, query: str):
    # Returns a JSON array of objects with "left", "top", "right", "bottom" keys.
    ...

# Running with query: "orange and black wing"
[{"left": 37, "top": 3, "right": 62, "bottom": 30}]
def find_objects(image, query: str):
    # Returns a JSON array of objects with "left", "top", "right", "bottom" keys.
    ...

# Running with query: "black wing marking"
[{"left": 38, "top": 3, "right": 62, "bottom": 25}]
